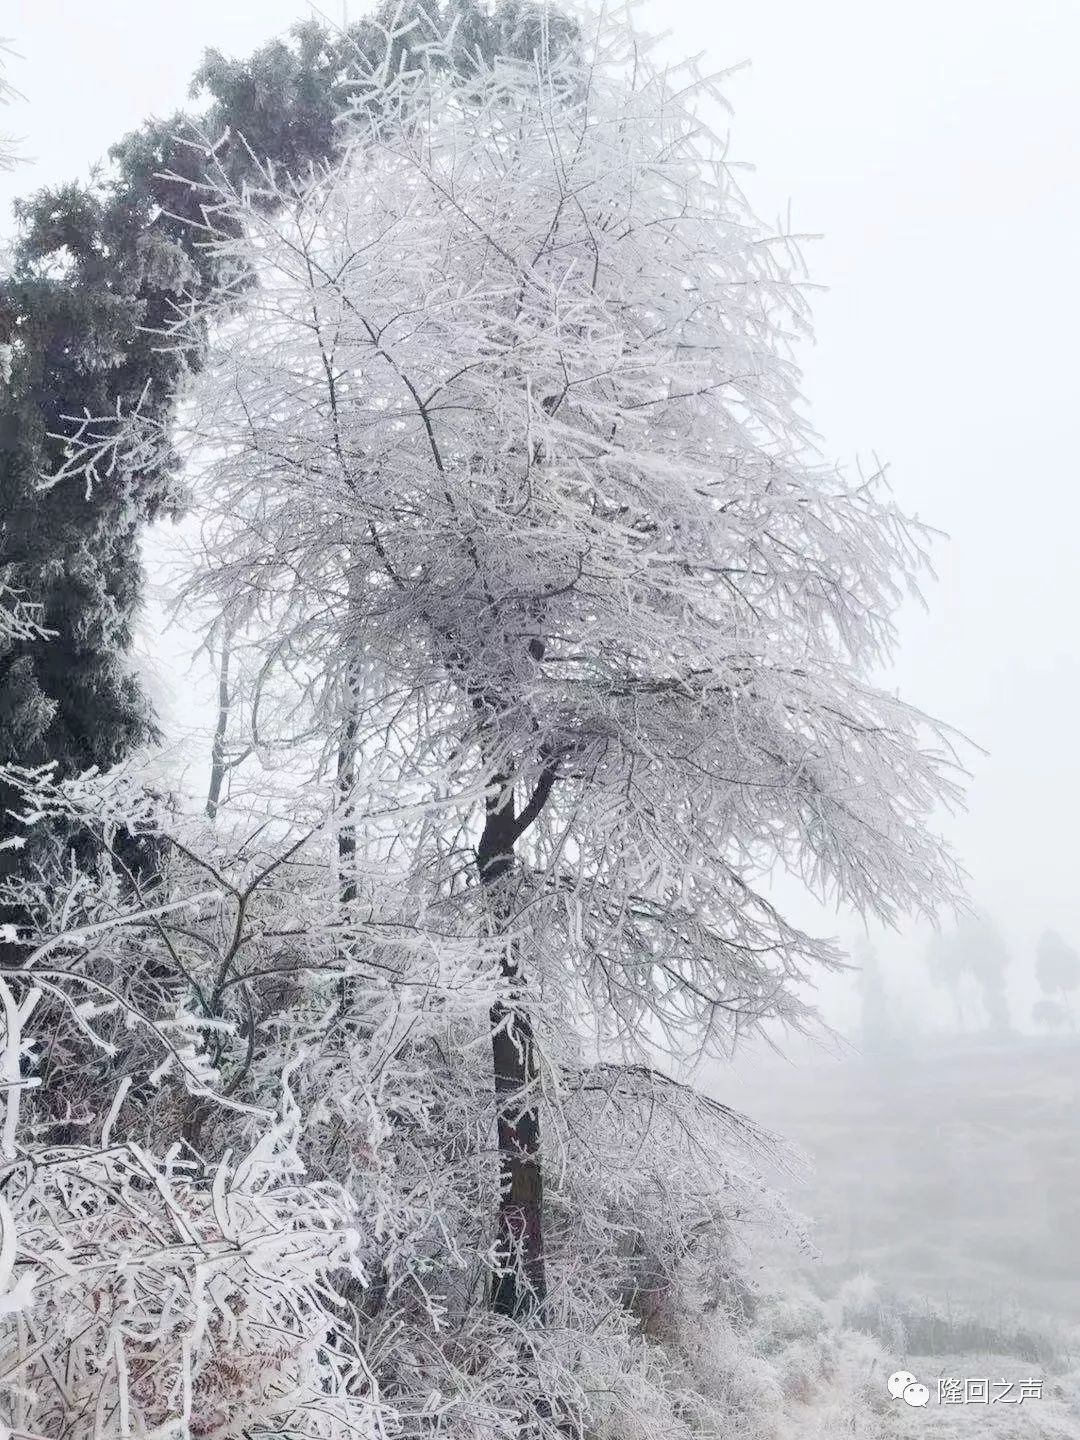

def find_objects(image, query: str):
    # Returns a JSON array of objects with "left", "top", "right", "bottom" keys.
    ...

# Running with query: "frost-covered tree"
[
  {"left": 3, "top": 6, "right": 974, "bottom": 1435},
  {"left": 0, "top": 1, "right": 575, "bottom": 878},
  {"left": 53, "top": 4, "right": 969, "bottom": 1327}
]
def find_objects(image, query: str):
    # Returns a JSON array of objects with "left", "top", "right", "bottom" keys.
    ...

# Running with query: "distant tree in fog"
[
  {"left": 926, "top": 930, "right": 966, "bottom": 1027},
  {"left": 926, "top": 914, "right": 1011, "bottom": 1033},
  {"left": 1035, "top": 930, "right": 1079, "bottom": 1024},
  {"left": 1032, "top": 998, "right": 1070, "bottom": 1034},
  {"left": 966, "top": 917, "right": 1011, "bottom": 1033},
  {"left": 856, "top": 936, "right": 892, "bottom": 1054},
  {"left": 854, "top": 935, "right": 919, "bottom": 1055}
]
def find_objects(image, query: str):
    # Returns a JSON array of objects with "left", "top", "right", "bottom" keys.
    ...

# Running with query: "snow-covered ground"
[{"left": 711, "top": 1036, "right": 1080, "bottom": 1434}]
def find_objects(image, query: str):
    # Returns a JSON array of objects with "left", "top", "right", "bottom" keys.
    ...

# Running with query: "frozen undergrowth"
[{"left": 715, "top": 1273, "right": 1080, "bottom": 1438}]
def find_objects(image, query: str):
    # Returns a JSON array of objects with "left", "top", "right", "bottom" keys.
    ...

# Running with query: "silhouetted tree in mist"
[
  {"left": 926, "top": 914, "right": 1011, "bottom": 1034},
  {"left": 1035, "top": 929, "right": 1079, "bottom": 1027}
]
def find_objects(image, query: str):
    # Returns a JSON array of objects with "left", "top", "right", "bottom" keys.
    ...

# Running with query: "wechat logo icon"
[{"left": 888, "top": 1370, "right": 930, "bottom": 1407}]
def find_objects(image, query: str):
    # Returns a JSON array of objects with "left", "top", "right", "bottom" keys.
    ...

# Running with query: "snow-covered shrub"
[
  {"left": 0, "top": 760, "right": 811, "bottom": 1440},
  {"left": 1, "top": 1115, "right": 371, "bottom": 1440}
]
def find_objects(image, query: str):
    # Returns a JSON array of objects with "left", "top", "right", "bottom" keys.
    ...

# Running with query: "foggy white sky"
[{"left": 3, "top": 0, "right": 1078, "bottom": 1026}]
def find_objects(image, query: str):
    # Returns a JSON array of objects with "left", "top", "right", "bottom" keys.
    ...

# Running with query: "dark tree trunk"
[
  {"left": 337, "top": 709, "right": 358, "bottom": 911},
  {"left": 336, "top": 653, "right": 360, "bottom": 1017},
  {"left": 205, "top": 630, "right": 233, "bottom": 821},
  {"left": 478, "top": 772, "right": 547, "bottom": 1319}
]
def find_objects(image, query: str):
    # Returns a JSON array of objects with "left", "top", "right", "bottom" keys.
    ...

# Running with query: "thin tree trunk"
[
  {"left": 205, "top": 629, "right": 233, "bottom": 820},
  {"left": 335, "top": 645, "right": 361, "bottom": 1024},
  {"left": 478, "top": 771, "right": 547, "bottom": 1319},
  {"left": 336, "top": 561, "right": 367, "bottom": 909},
  {"left": 337, "top": 698, "right": 358, "bottom": 909}
]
